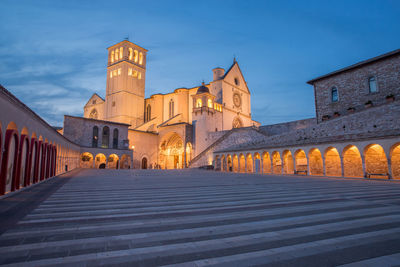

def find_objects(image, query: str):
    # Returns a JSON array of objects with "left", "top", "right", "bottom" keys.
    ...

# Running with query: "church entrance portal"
[{"left": 159, "top": 133, "right": 185, "bottom": 169}]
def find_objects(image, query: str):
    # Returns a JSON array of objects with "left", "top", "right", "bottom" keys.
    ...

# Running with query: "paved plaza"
[{"left": 1, "top": 170, "right": 400, "bottom": 266}]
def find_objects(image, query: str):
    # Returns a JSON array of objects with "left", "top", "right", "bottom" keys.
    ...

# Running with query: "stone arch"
[
  {"left": 16, "top": 134, "right": 30, "bottom": 189},
  {"left": 95, "top": 153, "right": 107, "bottom": 169},
  {"left": 108, "top": 154, "right": 119, "bottom": 169},
  {"left": 262, "top": 152, "right": 271, "bottom": 174},
  {"left": 254, "top": 152, "right": 261, "bottom": 173},
  {"left": 246, "top": 153, "right": 253, "bottom": 173},
  {"left": 272, "top": 151, "right": 282, "bottom": 174},
  {"left": 80, "top": 152, "right": 94, "bottom": 168},
  {"left": 390, "top": 143, "right": 400, "bottom": 179},
  {"left": 294, "top": 149, "right": 307, "bottom": 173},
  {"left": 239, "top": 153, "right": 246, "bottom": 173},
  {"left": 159, "top": 132, "right": 184, "bottom": 169},
  {"left": 282, "top": 150, "right": 294, "bottom": 174},
  {"left": 141, "top": 157, "right": 148, "bottom": 169},
  {"left": 0, "top": 123, "right": 19, "bottom": 195},
  {"left": 364, "top": 144, "right": 389, "bottom": 178},
  {"left": 226, "top": 154, "right": 233, "bottom": 172},
  {"left": 232, "top": 154, "right": 239, "bottom": 172},
  {"left": 120, "top": 154, "right": 131, "bottom": 169},
  {"left": 342, "top": 145, "right": 363, "bottom": 178},
  {"left": 92, "top": 126, "right": 99, "bottom": 148},
  {"left": 308, "top": 148, "right": 323, "bottom": 176},
  {"left": 324, "top": 147, "right": 342, "bottom": 176}
]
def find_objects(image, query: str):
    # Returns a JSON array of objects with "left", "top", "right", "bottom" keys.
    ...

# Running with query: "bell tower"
[{"left": 104, "top": 40, "right": 147, "bottom": 128}]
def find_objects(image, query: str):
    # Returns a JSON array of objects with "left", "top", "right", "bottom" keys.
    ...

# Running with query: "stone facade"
[{"left": 308, "top": 50, "right": 400, "bottom": 123}]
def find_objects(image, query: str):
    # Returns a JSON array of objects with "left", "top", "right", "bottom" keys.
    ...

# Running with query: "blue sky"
[{"left": 1, "top": 0, "right": 399, "bottom": 126}]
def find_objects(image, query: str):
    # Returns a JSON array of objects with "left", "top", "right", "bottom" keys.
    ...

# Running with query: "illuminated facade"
[{"left": 82, "top": 40, "right": 259, "bottom": 169}]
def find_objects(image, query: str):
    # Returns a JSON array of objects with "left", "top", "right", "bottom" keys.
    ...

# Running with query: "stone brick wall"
[
  {"left": 63, "top": 116, "right": 129, "bottom": 149},
  {"left": 312, "top": 53, "right": 400, "bottom": 123},
  {"left": 259, "top": 118, "right": 316, "bottom": 136}
]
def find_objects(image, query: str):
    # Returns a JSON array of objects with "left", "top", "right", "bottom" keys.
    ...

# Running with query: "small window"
[
  {"left": 138, "top": 72, "right": 142, "bottom": 79},
  {"left": 92, "top": 100, "right": 96, "bottom": 105},
  {"left": 112, "top": 101, "right": 116, "bottom": 107},
  {"left": 128, "top": 68, "right": 132, "bottom": 76},
  {"left": 111, "top": 51, "right": 114, "bottom": 63},
  {"left": 115, "top": 49, "right": 119, "bottom": 60},
  {"left": 196, "top": 98, "right": 202, "bottom": 108},
  {"left": 369, "top": 76, "right": 377, "bottom": 93},
  {"left": 134, "top": 50, "right": 138, "bottom": 62},
  {"left": 119, "top": 47, "right": 123, "bottom": 59},
  {"left": 118, "top": 68, "right": 121, "bottom": 75},
  {"left": 128, "top": 48, "right": 133, "bottom": 60},
  {"left": 331, "top": 87, "right": 338, "bottom": 103},
  {"left": 133, "top": 70, "right": 138, "bottom": 78},
  {"left": 234, "top": 77, "right": 239, "bottom": 86},
  {"left": 139, "top": 52, "right": 143, "bottom": 64}
]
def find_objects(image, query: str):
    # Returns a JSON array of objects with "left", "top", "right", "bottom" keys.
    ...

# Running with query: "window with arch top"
[
  {"left": 92, "top": 126, "right": 98, "bottom": 147},
  {"left": 128, "top": 48, "right": 133, "bottom": 60},
  {"left": 134, "top": 50, "right": 138, "bottom": 62},
  {"left": 196, "top": 98, "right": 202, "bottom": 108},
  {"left": 139, "top": 52, "right": 143, "bottom": 65},
  {"left": 331, "top": 87, "right": 338, "bottom": 103},
  {"left": 146, "top": 104, "right": 151, "bottom": 122},
  {"left": 102, "top": 126, "right": 110, "bottom": 148},
  {"left": 369, "top": 76, "right": 378, "bottom": 93},
  {"left": 113, "top": 128, "right": 119, "bottom": 149},
  {"left": 169, "top": 99, "right": 175, "bottom": 118}
]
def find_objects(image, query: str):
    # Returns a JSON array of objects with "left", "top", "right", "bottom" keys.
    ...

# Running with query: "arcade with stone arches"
[
  {"left": 79, "top": 151, "right": 132, "bottom": 169},
  {"left": 214, "top": 137, "right": 400, "bottom": 180}
]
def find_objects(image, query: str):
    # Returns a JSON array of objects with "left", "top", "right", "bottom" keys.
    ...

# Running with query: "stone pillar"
[
  {"left": 260, "top": 157, "right": 264, "bottom": 174},
  {"left": 387, "top": 157, "right": 393, "bottom": 179},
  {"left": 322, "top": 156, "right": 326, "bottom": 176},
  {"left": 293, "top": 157, "right": 297, "bottom": 174},
  {"left": 253, "top": 159, "right": 256, "bottom": 173},
  {"left": 237, "top": 159, "right": 240, "bottom": 173},
  {"left": 307, "top": 156, "right": 311, "bottom": 176},
  {"left": 340, "top": 156, "right": 345, "bottom": 177},
  {"left": 244, "top": 159, "right": 247, "bottom": 173},
  {"left": 183, "top": 141, "right": 187, "bottom": 168},
  {"left": 361, "top": 155, "right": 367, "bottom": 178}
]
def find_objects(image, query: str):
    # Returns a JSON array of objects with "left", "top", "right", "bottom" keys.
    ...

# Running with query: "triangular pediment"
[
  {"left": 84, "top": 93, "right": 105, "bottom": 107},
  {"left": 222, "top": 62, "right": 250, "bottom": 93}
]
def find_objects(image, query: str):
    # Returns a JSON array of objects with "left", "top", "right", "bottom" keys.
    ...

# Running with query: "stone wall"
[
  {"left": 312, "top": 53, "right": 400, "bottom": 123},
  {"left": 259, "top": 118, "right": 316, "bottom": 136}
]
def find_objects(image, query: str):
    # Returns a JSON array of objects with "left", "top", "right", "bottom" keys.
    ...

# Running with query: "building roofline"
[
  {"left": 64, "top": 115, "right": 131, "bottom": 127},
  {"left": 107, "top": 40, "right": 148, "bottom": 52},
  {"left": 307, "top": 48, "right": 400, "bottom": 85}
]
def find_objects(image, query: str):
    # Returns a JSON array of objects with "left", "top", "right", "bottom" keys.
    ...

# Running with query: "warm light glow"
[
  {"left": 134, "top": 50, "right": 138, "bottom": 62},
  {"left": 128, "top": 68, "right": 132, "bottom": 76},
  {"left": 118, "top": 68, "right": 121, "bottom": 75},
  {"left": 113, "top": 70, "right": 117, "bottom": 76},
  {"left": 119, "top": 47, "right": 123, "bottom": 59},
  {"left": 133, "top": 70, "right": 138, "bottom": 78},
  {"left": 111, "top": 51, "right": 114, "bottom": 63},
  {"left": 115, "top": 48, "right": 119, "bottom": 60},
  {"left": 110, "top": 72, "right": 113, "bottom": 78},
  {"left": 196, "top": 98, "right": 202, "bottom": 108},
  {"left": 139, "top": 52, "right": 143, "bottom": 64},
  {"left": 128, "top": 48, "right": 133, "bottom": 60},
  {"left": 138, "top": 72, "right": 142, "bottom": 79},
  {"left": 131, "top": 145, "right": 135, "bottom": 150},
  {"left": 207, "top": 98, "right": 213, "bottom": 108}
]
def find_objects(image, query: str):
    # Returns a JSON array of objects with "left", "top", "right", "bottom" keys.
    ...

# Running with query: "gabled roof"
[
  {"left": 84, "top": 93, "right": 104, "bottom": 107},
  {"left": 307, "top": 48, "right": 400, "bottom": 85},
  {"left": 220, "top": 60, "right": 250, "bottom": 93}
]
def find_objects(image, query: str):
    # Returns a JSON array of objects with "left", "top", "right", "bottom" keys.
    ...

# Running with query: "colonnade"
[{"left": 215, "top": 139, "right": 400, "bottom": 179}]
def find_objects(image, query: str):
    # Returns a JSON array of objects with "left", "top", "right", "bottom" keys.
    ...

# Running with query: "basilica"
[{"left": 74, "top": 40, "right": 259, "bottom": 169}]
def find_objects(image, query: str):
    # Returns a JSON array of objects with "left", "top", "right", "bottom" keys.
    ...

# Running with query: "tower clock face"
[{"left": 233, "top": 93, "right": 242, "bottom": 108}]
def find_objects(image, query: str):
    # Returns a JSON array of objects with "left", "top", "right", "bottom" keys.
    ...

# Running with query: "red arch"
[
  {"left": 15, "top": 135, "right": 30, "bottom": 190},
  {"left": 28, "top": 138, "right": 37, "bottom": 186},
  {"left": 0, "top": 129, "right": 20, "bottom": 195},
  {"left": 41, "top": 143, "right": 48, "bottom": 181},
  {"left": 45, "top": 145, "right": 51, "bottom": 179}
]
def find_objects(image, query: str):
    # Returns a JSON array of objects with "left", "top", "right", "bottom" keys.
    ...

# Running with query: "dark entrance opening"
[
  {"left": 99, "top": 163, "right": 106, "bottom": 169},
  {"left": 141, "top": 158, "right": 148, "bottom": 169}
]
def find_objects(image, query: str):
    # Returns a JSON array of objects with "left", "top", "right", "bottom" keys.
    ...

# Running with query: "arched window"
[
  {"left": 92, "top": 126, "right": 98, "bottom": 147},
  {"left": 115, "top": 49, "right": 119, "bottom": 61},
  {"left": 146, "top": 105, "right": 151, "bottom": 122},
  {"left": 369, "top": 76, "right": 377, "bottom": 93},
  {"left": 138, "top": 72, "right": 142, "bottom": 79},
  {"left": 89, "top": 109, "right": 98, "bottom": 119},
  {"left": 113, "top": 129, "right": 119, "bottom": 149},
  {"left": 111, "top": 51, "right": 114, "bottom": 63},
  {"left": 196, "top": 98, "right": 202, "bottom": 108},
  {"left": 119, "top": 47, "right": 123, "bottom": 59},
  {"left": 128, "top": 48, "right": 133, "bottom": 60},
  {"left": 139, "top": 52, "right": 143, "bottom": 64},
  {"left": 134, "top": 50, "right": 138, "bottom": 62},
  {"left": 207, "top": 99, "right": 213, "bottom": 108},
  {"left": 331, "top": 87, "right": 338, "bottom": 103},
  {"left": 102, "top": 126, "right": 110, "bottom": 148},
  {"left": 169, "top": 99, "right": 175, "bottom": 118}
]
